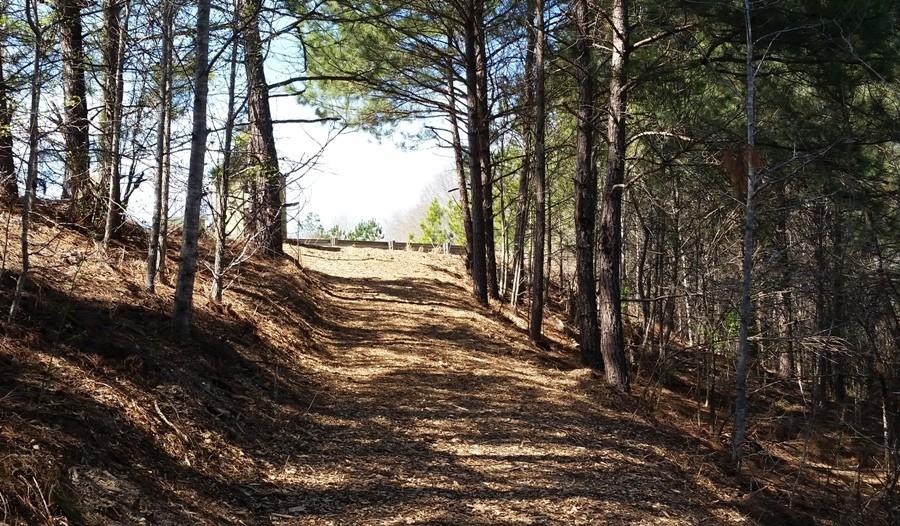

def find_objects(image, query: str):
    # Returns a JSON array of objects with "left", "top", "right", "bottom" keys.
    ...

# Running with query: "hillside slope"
[{"left": 0, "top": 209, "right": 863, "bottom": 524}]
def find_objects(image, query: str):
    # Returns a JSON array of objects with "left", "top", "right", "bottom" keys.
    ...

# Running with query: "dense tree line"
[
  {"left": 0, "top": 0, "right": 336, "bottom": 331},
  {"left": 0, "top": 0, "right": 897, "bottom": 511},
  {"left": 300, "top": 0, "right": 899, "bottom": 478}
]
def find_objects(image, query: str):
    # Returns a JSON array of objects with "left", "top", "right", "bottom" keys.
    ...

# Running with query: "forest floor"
[
  {"left": 269, "top": 246, "right": 748, "bottom": 525},
  {"left": 0, "top": 208, "right": 879, "bottom": 525}
]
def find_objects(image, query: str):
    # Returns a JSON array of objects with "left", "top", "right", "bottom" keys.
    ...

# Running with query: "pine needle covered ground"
[{"left": 0, "top": 207, "right": 882, "bottom": 524}]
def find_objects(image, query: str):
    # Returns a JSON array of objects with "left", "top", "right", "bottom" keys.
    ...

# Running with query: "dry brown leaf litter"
[{"left": 0, "top": 207, "right": 876, "bottom": 525}]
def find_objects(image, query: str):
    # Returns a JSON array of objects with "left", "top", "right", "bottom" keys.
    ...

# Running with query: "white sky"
[
  {"left": 268, "top": 97, "right": 454, "bottom": 237},
  {"left": 262, "top": 26, "right": 456, "bottom": 239},
  {"left": 14, "top": 10, "right": 454, "bottom": 241}
]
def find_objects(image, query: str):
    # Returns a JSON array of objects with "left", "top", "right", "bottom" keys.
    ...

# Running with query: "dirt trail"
[
  {"left": 274, "top": 247, "right": 739, "bottom": 525},
  {"left": 0, "top": 213, "right": 836, "bottom": 525}
]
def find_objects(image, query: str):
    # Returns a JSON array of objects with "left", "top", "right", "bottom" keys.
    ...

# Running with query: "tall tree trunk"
[
  {"left": 527, "top": 0, "right": 546, "bottom": 341},
  {"left": 0, "top": 40, "right": 16, "bottom": 201},
  {"left": 510, "top": 0, "right": 535, "bottom": 308},
  {"left": 145, "top": 0, "right": 172, "bottom": 292},
  {"left": 451, "top": 113, "right": 472, "bottom": 269},
  {"left": 545, "top": 178, "right": 552, "bottom": 293},
  {"left": 57, "top": 0, "right": 89, "bottom": 206},
  {"left": 572, "top": 0, "right": 600, "bottom": 365},
  {"left": 733, "top": 0, "right": 757, "bottom": 466},
  {"left": 97, "top": 0, "right": 117, "bottom": 201},
  {"left": 212, "top": 10, "right": 241, "bottom": 303},
  {"left": 830, "top": 205, "right": 847, "bottom": 403},
  {"left": 172, "top": 0, "right": 211, "bottom": 336},
  {"left": 673, "top": 179, "right": 695, "bottom": 348},
  {"left": 102, "top": 0, "right": 129, "bottom": 245},
  {"left": 447, "top": 38, "right": 473, "bottom": 271},
  {"left": 497, "top": 137, "right": 509, "bottom": 296},
  {"left": 812, "top": 202, "right": 829, "bottom": 403},
  {"left": 464, "top": 0, "right": 488, "bottom": 306},
  {"left": 243, "top": 0, "right": 283, "bottom": 256},
  {"left": 98, "top": 0, "right": 122, "bottom": 222},
  {"left": 774, "top": 212, "right": 794, "bottom": 378},
  {"left": 9, "top": 0, "right": 41, "bottom": 322},
  {"left": 597, "top": 0, "right": 630, "bottom": 390},
  {"left": 157, "top": 63, "right": 174, "bottom": 282},
  {"left": 474, "top": 5, "right": 498, "bottom": 300}
]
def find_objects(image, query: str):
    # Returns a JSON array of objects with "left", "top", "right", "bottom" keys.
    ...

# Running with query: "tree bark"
[
  {"left": 545, "top": 176, "right": 552, "bottom": 293},
  {"left": 0, "top": 41, "right": 16, "bottom": 201},
  {"left": 447, "top": 38, "right": 473, "bottom": 272},
  {"left": 597, "top": 0, "right": 630, "bottom": 390},
  {"left": 572, "top": 0, "right": 600, "bottom": 365},
  {"left": 212, "top": 9, "right": 241, "bottom": 303},
  {"left": 102, "top": 0, "right": 129, "bottom": 245},
  {"left": 474, "top": 4, "right": 498, "bottom": 300},
  {"left": 9, "top": 0, "right": 41, "bottom": 322},
  {"left": 497, "top": 133, "right": 509, "bottom": 296},
  {"left": 97, "top": 0, "right": 119, "bottom": 200},
  {"left": 243, "top": 0, "right": 283, "bottom": 256},
  {"left": 774, "top": 213, "right": 794, "bottom": 378},
  {"left": 172, "top": 0, "right": 211, "bottom": 336},
  {"left": 57, "top": 0, "right": 90, "bottom": 206},
  {"left": 145, "top": 0, "right": 172, "bottom": 292},
  {"left": 830, "top": 205, "right": 847, "bottom": 403},
  {"left": 463, "top": 0, "right": 488, "bottom": 306},
  {"left": 157, "top": 69, "right": 174, "bottom": 282},
  {"left": 733, "top": 0, "right": 757, "bottom": 467},
  {"left": 510, "top": 0, "right": 535, "bottom": 308},
  {"left": 527, "top": 0, "right": 546, "bottom": 341}
]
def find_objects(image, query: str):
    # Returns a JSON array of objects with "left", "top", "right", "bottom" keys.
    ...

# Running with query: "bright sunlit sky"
[
  {"left": 96, "top": 13, "right": 457, "bottom": 241},
  {"left": 257, "top": 29, "right": 456, "bottom": 239},
  {"left": 7, "top": 3, "right": 461, "bottom": 241},
  {"left": 266, "top": 98, "right": 455, "bottom": 239}
]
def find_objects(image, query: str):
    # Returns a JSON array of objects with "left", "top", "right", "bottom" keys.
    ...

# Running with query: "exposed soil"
[{"left": 0, "top": 209, "right": 877, "bottom": 525}]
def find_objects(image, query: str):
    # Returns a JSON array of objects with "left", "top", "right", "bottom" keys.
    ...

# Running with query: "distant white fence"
[{"left": 286, "top": 238, "right": 466, "bottom": 256}]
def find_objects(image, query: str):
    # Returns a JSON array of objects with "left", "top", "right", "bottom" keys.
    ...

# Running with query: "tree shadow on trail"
[{"left": 0, "top": 249, "right": 788, "bottom": 525}]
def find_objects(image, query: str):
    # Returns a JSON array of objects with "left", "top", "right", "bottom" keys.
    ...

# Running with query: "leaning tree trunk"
[
  {"left": 527, "top": 0, "right": 547, "bottom": 341},
  {"left": 57, "top": 0, "right": 89, "bottom": 207},
  {"left": 510, "top": 0, "right": 535, "bottom": 308},
  {"left": 102, "top": 0, "right": 129, "bottom": 245},
  {"left": 171, "top": 0, "right": 211, "bottom": 336},
  {"left": 243, "top": 0, "right": 283, "bottom": 256},
  {"left": 474, "top": 6, "right": 498, "bottom": 300},
  {"left": 597, "top": 0, "right": 630, "bottom": 390},
  {"left": 0, "top": 42, "right": 16, "bottom": 201},
  {"left": 145, "top": 0, "right": 172, "bottom": 292},
  {"left": 9, "top": 0, "right": 42, "bottom": 322},
  {"left": 572, "top": 0, "right": 600, "bottom": 365},
  {"left": 733, "top": 0, "right": 758, "bottom": 467},
  {"left": 463, "top": 0, "right": 488, "bottom": 306}
]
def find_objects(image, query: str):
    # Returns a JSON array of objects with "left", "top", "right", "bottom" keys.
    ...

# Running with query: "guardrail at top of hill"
[{"left": 286, "top": 238, "right": 466, "bottom": 255}]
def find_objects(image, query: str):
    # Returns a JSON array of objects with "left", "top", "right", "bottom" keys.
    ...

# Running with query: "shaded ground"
[
  {"left": 253, "top": 247, "right": 744, "bottom": 525},
  {"left": 0, "top": 210, "right": 870, "bottom": 524}
]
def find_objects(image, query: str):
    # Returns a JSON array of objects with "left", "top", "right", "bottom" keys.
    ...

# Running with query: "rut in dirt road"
[{"left": 268, "top": 247, "right": 734, "bottom": 525}]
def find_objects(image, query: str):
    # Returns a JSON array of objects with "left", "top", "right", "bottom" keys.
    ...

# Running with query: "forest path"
[{"left": 275, "top": 246, "right": 736, "bottom": 525}]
